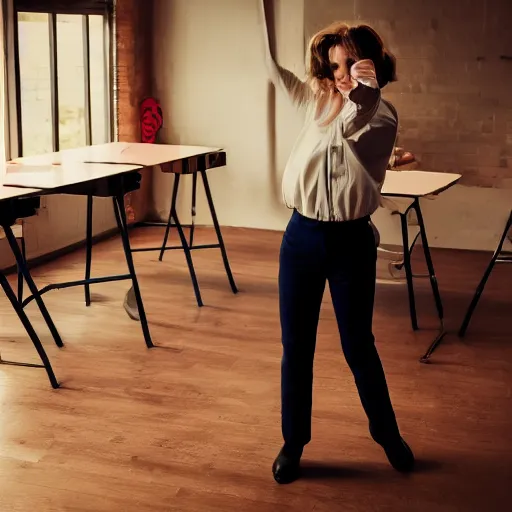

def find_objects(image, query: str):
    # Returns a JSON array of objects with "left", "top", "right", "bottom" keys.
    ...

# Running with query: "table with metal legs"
[
  {"left": 1, "top": 160, "right": 156, "bottom": 388},
  {"left": 13, "top": 172, "right": 154, "bottom": 350},
  {"left": 380, "top": 170, "right": 462, "bottom": 362}
]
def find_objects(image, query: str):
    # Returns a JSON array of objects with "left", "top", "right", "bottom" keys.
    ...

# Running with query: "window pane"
[
  {"left": 89, "top": 15, "right": 108, "bottom": 144},
  {"left": 57, "top": 14, "right": 86, "bottom": 149},
  {"left": 17, "top": 12, "right": 53, "bottom": 156}
]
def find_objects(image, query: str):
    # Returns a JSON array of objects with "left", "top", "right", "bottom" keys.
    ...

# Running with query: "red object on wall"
[
  {"left": 124, "top": 97, "right": 163, "bottom": 223},
  {"left": 140, "top": 97, "right": 163, "bottom": 144}
]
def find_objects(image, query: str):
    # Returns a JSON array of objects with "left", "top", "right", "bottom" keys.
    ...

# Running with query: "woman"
[{"left": 260, "top": 0, "right": 415, "bottom": 484}]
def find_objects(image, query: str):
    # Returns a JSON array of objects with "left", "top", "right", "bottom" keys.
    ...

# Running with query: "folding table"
[
  {"left": 380, "top": 170, "right": 462, "bottom": 362},
  {"left": 3, "top": 158, "right": 154, "bottom": 358}
]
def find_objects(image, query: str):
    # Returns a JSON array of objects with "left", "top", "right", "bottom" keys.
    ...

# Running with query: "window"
[{"left": 6, "top": 0, "right": 113, "bottom": 158}]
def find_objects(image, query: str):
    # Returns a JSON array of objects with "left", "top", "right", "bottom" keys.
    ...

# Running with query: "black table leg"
[
  {"left": 412, "top": 199, "right": 447, "bottom": 362},
  {"left": 459, "top": 210, "right": 512, "bottom": 337},
  {"left": 1, "top": 223, "right": 64, "bottom": 348},
  {"left": 399, "top": 210, "right": 418, "bottom": 331},
  {"left": 200, "top": 170, "right": 238, "bottom": 294},
  {"left": 171, "top": 204, "right": 204, "bottom": 307},
  {"left": 159, "top": 175, "right": 180, "bottom": 262},
  {"left": 17, "top": 234, "right": 26, "bottom": 302},
  {"left": 156, "top": 174, "right": 203, "bottom": 306},
  {"left": 113, "top": 195, "right": 154, "bottom": 348},
  {"left": 190, "top": 172, "right": 197, "bottom": 247},
  {"left": 0, "top": 271, "right": 59, "bottom": 389},
  {"left": 84, "top": 195, "right": 93, "bottom": 306}
]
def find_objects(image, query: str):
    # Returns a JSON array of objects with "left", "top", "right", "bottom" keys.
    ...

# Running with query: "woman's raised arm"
[{"left": 260, "top": 0, "right": 312, "bottom": 108}]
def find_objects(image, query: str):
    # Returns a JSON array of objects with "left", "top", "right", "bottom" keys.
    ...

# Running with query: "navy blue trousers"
[{"left": 279, "top": 210, "right": 400, "bottom": 450}]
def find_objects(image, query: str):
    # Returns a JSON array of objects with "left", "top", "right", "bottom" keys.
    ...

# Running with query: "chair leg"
[
  {"left": 85, "top": 195, "right": 93, "bottom": 306},
  {"left": 159, "top": 175, "right": 180, "bottom": 262},
  {"left": 0, "top": 271, "right": 60, "bottom": 389},
  {"left": 459, "top": 210, "right": 512, "bottom": 337},
  {"left": 112, "top": 196, "right": 154, "bottom": 348},
  {"left": 200, "top": 170, "right": 238, "bottom": 294},
  {"left": 1, "top": 223, "right": 64, "bottom": 348}
]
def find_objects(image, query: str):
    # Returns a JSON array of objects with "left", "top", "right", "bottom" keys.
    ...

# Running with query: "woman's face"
[{"left": 328, "top": 45, "right": 356, "bottom": 94}]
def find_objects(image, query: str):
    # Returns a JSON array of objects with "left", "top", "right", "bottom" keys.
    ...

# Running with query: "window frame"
[
  {"left": 14, "top": 0, "right": 112, "bottom": 16},
  {"left": 3, "top": 0, "right": 115, "bottom": 159}
]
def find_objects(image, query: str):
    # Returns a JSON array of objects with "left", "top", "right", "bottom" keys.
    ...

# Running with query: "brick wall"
[
  {"left": 305, "top": 0, "right": 512, "bottom": 189},
  {"left": 116, "top": 0, "right": 153, "bottom": 221}
]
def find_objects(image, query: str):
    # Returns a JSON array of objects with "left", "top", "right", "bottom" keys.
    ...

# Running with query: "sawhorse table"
[
  {"left": 380, "top": 170, "right": 462, "bottom": 362},
  {"left": 2, "top": 159, "right": 154, "bottom": 387}
]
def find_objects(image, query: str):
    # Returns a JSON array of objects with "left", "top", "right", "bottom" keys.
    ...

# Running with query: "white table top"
[
  {"left": 2, "top": 161, "right": 141, "bottom": 190},
  {"left": 0, "top": 185, "right": 41, "bottom": 202},
  {"left": 10, "top": 142, "right": 224, "bottom": 167},
  {"left": 382, "top": 170, "right": 461, "bottom": 198},
  {"left": 4, "top": 149, "right": 460, "bottom": 200},
  {"left": 81, "top": 142, "right": 224, "bottom": 166}
]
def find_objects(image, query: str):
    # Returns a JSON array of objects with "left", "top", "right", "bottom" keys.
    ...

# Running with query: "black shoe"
[
  {"left": 272, "top": 446, "right": 302, "bottom": 484},
  {"left": 370, "top": 427, "right": 415, "bottom": 473}
]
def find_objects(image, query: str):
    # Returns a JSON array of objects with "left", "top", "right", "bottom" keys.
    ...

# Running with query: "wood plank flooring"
[{"left": 0, "top": 226, "right": 510, "bottom": 511}]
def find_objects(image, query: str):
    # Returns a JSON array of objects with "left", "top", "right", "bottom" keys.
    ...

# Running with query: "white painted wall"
[
  {"left": 152, "top": 0, "right": 304, "bottom": 231},
  {"left": 152, "top": 0, "right": 511, "bottom": 253}
]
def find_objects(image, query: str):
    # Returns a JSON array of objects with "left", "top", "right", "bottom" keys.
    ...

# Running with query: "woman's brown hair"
[
  {"left": 308, "top": 22, "right": 396, "bottom": 89},
  {"left": 306, "top": 22, "right": 396, "bottom": 125}
]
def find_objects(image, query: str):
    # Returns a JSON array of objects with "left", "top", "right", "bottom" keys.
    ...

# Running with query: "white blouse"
[{"left": 266, "top": 57, "right": 398, "bottom": 222}]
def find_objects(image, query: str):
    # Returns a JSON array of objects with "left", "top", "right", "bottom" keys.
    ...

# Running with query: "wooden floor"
[{"left": 0, "top": 226, "right": 510, "bottom": 511}]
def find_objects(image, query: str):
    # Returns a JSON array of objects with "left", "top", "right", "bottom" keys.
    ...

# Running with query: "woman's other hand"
[{"left": 350, "top": 59, "right": 377, "bottom": 87}]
